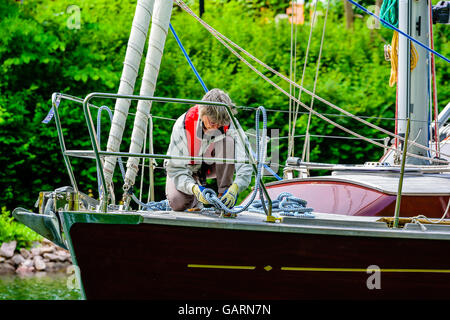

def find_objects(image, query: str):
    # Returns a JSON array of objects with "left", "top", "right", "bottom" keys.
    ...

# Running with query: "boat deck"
[{"left": 103, "top": 208, "right": 450, "bottom": 241}]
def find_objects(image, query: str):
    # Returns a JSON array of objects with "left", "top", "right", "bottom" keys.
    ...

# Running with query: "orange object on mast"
[{"left": 287, "top": 0, "right": 305, "bottom": 25}]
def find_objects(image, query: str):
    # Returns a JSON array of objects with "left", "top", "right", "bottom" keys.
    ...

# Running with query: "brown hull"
[{"left": 69, "top": 221, "right": 450, "bottom": 300}]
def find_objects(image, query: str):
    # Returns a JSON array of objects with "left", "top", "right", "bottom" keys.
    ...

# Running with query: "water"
[{"left": 0, "top": 272, "right": 82, "bottom": 300}]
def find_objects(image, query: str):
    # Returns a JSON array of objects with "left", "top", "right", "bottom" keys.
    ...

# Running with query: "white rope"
[
  {"left": 410, "top": 198, "right": 450, "bottom": 231},
  {"left": 174, "top": 0, "right": 450, "bottom": 164}
]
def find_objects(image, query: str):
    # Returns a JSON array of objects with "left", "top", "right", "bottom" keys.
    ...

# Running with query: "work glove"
[
  {"left": 192, "top": 184, "right": 211, "bottom": 205},
  {"left": 220, "top": 183, "right": 239, "bottom": 209}
]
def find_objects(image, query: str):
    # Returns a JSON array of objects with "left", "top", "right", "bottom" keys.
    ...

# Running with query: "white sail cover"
[
  {"left": 103, "top": 0, "right": 155, "bottom": 197},
  {"left": 125, "top": 0, "right": 174, "bottom": 187}
]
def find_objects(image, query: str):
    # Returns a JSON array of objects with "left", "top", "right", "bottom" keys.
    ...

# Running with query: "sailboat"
[{"left": 12, "top": 0, "right": 450, "bottom": 300}]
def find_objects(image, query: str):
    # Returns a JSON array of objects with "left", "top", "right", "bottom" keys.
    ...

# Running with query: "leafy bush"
[{"left": 0, "top": 207, "right": 42, "bottom": 249}]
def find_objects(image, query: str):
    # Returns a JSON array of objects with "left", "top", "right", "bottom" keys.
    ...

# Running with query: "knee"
[{"left": 166, "top": 192, "right": 194, "bottom": 211}]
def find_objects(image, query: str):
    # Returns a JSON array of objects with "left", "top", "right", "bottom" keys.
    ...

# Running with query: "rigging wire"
[
  {"left": 174, "top": 0, "right": 450, "bottom": 164},
  {"left": 235, "top": 104, "right": 445, "bottom": 123},
  {"left": 429, "top": 0, "right": 440, "bottom": 157},
  {"left": 170, "top": 22, "right": 280, "bottom": 180},
  {"left": 169, "top": 23, "right": 208, "bottom": 93},
  {"left": 288, "top": 0, "right": 318, "bottom": 159},
  {"left": 301, "top": 0, "right": 330, "bottom": 163}
]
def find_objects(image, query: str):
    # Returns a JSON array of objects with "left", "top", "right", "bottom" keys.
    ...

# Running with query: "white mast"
[
  {"left": 124, "top": 0, "right": 173, "bottom": 199},
  {"left": 103, "top": 0, "right": 155, "bottom": 202},
  {"left": 397, "top": 0, "right": 431, "bottom": 165}
]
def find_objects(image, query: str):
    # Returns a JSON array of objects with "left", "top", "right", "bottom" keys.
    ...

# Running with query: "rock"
[
  {"left": 39, "top": 246, "right": 54, "bottom": 254},
  {"left": 11, "top": 254, "right": 25, "bottom": 266},
  {"left": 66, "top": 265, "right": 75, "bottom": 274},
  {"left": 34, "top": 256, "right": 46, "bottom": 271},
  {"left": 3, "top": 259, "right": 14, "bottom": 267},
  {"left": 55, "top": 251, "right": 70, "bottom": 262},
  {"left": 53, "top": 262, "right": 68, "bottom": 271},
  {"left": 56, "top": 248, "right": 70, "bottom": 255},
  {"left": 30, "top": 247, "right": 41, "bottom": 256},
  {"left": 0, "top": 263, "right": 15, "bottom": 275},
  {"left": 22, "top": 259, "right": 34, "bottom": 268},
  {"left": 0, "top": 256, "right": 5, "bottom": 263},
  {"left": 16, "top": 265, "right": 35, "bottom": 275},
  {"left": 42, "top": 238, "right": 53, "bottom": 246},
  {"left": 0, "top": 241, "right": 17, "bottom": 258},
  {"left": 19, "top": 248, "right": 31, "bottom": 259},
  {"left": 43, "top": 253, "right": 59, "bottom": 261},
  {"left": 45, "top": 262, "right": 56, "bottom": 271}
]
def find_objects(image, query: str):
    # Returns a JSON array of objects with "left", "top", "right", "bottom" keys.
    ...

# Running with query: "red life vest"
[{"left": 184, "top": 105, "right": 229, "bottom": 164}]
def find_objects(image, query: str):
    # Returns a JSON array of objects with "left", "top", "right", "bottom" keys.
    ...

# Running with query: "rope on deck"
[{"left": 238, "top": 192, "right": 314, "bottom": 218}]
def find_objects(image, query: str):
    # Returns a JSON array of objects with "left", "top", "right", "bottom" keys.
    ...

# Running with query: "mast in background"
[{"left": 397, "top": 0, "right": 431, "bottom": 165}]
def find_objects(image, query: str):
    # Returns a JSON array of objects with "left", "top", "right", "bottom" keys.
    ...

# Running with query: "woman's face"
[{"left": 201, "top": 115, "right": 221, "bottom": 132}]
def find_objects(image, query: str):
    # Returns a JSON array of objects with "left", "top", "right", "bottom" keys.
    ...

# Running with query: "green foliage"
[
  {"left": 0, "top": 0, "right": 448, "bottom": 213},
  {"left": 0, "top": 207, "right": 42, "bottom": 249}
]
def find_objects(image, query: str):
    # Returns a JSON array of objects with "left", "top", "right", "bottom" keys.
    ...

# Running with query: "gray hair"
[{"left": 198, "top": 88, "right": 233, "bottom": 126}]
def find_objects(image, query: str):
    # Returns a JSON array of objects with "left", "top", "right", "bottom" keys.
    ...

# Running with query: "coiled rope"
[
  {"left": 386, "top": 31, "right": 418, "bottom": 87},
  {"left": 380, "top": 0, "right": 399, "bottom": 28},
  {"left": 201, "top": 105, "right": 269, "bottom": 215},
  {"left": 241, "top": 192, "right": 314, "bottom": 218},
  {"left": 380, "top": 0, "right": 418, "bottom": 87}
]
